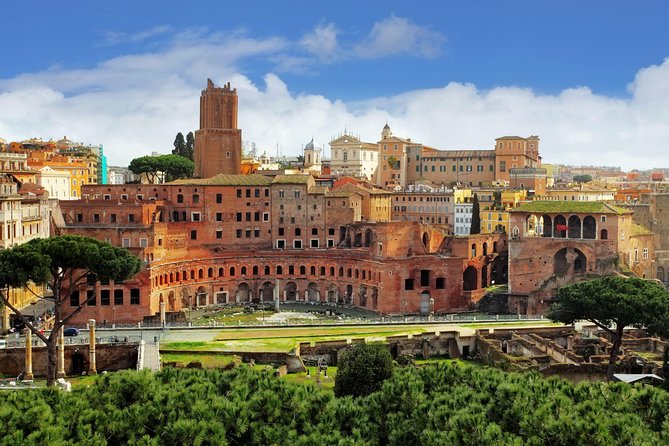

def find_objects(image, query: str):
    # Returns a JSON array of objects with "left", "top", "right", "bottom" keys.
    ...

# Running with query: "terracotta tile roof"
[
  {"left": 170, "top": 174, "right": 272, "bottom": 186},
  {"left": 510, "top": 201, "right": 632, "bottom": 214},
  {"left": 272, "top": 174, "right": 313, "bottom": 184}
]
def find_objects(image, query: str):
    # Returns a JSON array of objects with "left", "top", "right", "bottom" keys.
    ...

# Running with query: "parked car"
[{"left": 63, "top": 328, "right": 79, "bottom": 337}]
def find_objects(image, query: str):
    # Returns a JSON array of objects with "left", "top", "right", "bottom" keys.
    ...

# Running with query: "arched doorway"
[
  {"left": 371, "top": 288, "right": 378, "bottom": 309},
  {"left": 359, "top": 286, "right": 368, "bottom": 307},
  {"left": 261, "top": 282, "right": 274, "bottom": 302},
  {"left": 657, "top": 266, "right": 665, "bottom": 283},
  {"left": 308, "top": 282, "right": 319, "bottom": 301},
  {"left": 168, "top": 291, "right": 176, "bottom": 311},
  {"left": 180, "top": 288, "right": 191, "bottom": 309},
  {"left": 196, "top": 286, "right": 207, "bottom": 306},
  {"left": 354, "top": 231, "right": 362, "bottom": 247},
  {"left": 365, "top": 229, "right": 374, "bottom": 247},
  {"left": 542, "top": 215, "right": 553, "bottom": 237},
  {"left": 463, "top": 266, "right": 478, "bottom": 291},
  {"left": 339, "top": 226, "right": 347, "bottom": 245},
  {"left": 600, "top": 229, "right": 608, "bottom": 240},
  {"left": 285, "top": 282, "right": 297, "bottom": 301},
  {"left": 554, "top": 215, "right": 567, "bottom": 238},
  {"left": 568, "top": 215, "right": 581, "bottom": 239},
  {"left": 422, "top": 232, "right": 430, "bottom": 251},
  {"left": 237, "top": 283, "right": 250, "bottom": 302},
  {"left": 554, "top": 248, "right": 587, "bottom": 275},
  {"left": 327, "top": 285, "right": 338, "bottom": 303},
  {"left": 345, "top": 284, "right": 353, "bottom": 304},
  {"left": 583, "top": 216, "right": 596, "bottom": 239}
]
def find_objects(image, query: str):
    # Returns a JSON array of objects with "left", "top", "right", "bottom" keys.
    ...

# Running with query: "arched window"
[
  {"left": 276, "top": 265, "right": 283, "bottom": 275},
  {"left": 300, "top": 265, "right": 306, "bottom": 275},
  {"left": 343, "top": 151, "right": 348, "bottom": 161},
  {"left": 253, "top": 266, "right": 258, "bottom": 275},
  {"left": 320, "top": 266, "right": 325, "bottom": 276},
  {"left": 208, "top": 268, "right": 213, "bottom": 278},
  {"left": 310, "top": 266, "right": 316, "bottom": 275},
  {"left": 264, "top": 265, "right": 270, "bottom": 275},
  {"left": 230, "top": 267, "right": 236, "bottom": 276},
  {"left": 241, "top": 266, "right": 247, "bottom": 276},
  {"left": 218, "top": 267, "right": 224, "bottom": 277},
  {"left": 198, "top": 269, "right": 204, "bottom": 279},
  {"left": 600, "top": 228, "right": 608, "bottom": 240}
]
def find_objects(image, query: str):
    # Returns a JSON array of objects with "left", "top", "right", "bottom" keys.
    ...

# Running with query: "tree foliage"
[
  {"left": 185, "top": 132, "right": 195, "bottom": 161},
  {"left": 573, "top": 174, "right": 593, "bottom": 183},
  {"left": 0, "top": 235, "right": 141, "bottom": 385},
  {"left": 0, "top": 363, "right": 668, "bottom": 445},
  {"left": 128, "top": 154, "right": 194, "bottom": 183},
  {"left": 470, "top": 193, "right": 481, "bottom": 234},
  {"left": 547, "top": 276, "right": 669, "bottom": 379},
  {"left": 334, "top": 343, "right": 394, "bottom": 397}
]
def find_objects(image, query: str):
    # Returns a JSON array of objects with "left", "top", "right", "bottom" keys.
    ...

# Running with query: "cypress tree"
[{"left": 470, "top": 193, "right": 481, "bottom": 234}]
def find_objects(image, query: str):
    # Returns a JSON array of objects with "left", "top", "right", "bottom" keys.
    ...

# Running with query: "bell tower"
[{"left": 194, "top": 79, "right": 242, "bottom": 178}]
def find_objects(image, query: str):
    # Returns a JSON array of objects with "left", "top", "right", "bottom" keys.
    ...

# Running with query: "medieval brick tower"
[{"left": 194, "top": 79, "right": 242, "bottom": 178}]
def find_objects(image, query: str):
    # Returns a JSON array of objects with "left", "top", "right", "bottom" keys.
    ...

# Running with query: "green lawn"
[
  {"left": 282, "top": 366, "right": 337, "bottom": 390},
  {"left": 161, "top": 352, "right": 240, "bottom": 368},
  {"left": 162, "top": 321, "right": 564, "bottom": 353}
]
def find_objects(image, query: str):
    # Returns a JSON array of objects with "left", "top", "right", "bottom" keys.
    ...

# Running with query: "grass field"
[
  {"left": 162, "top": 321, "right": 560, "bottom": 353},
  {"left": 161, "top": 352, "right": 240, "bottom": 368}
]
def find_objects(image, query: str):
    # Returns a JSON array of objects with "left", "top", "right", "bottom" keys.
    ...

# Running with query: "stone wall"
[{"left": 0, "top": 344, "right": 137, "bottom": 378}]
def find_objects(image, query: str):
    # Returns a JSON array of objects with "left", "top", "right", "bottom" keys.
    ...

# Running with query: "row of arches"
[
  {"left": 161, "top": 281, "right": 380, "bottom": 309},
  {"left": 462, "top": 256, "right": 508, "bottom": 291},
  {"left": 339, "top": 226, "right": 376, "bottom": 248},
  {"left": 522, "top": 214, "right": 607, "bottom": 240},
  {"left": 153, "top": 263, "right": 380, "bottom": 289}
]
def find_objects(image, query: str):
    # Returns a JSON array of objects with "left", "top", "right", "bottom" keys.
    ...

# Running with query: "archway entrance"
[
  {"left": 237, "top": 283, "right": 250, "bottom": 302},
  {"left": 359, "top": 286, "right": 368, "bottom": 307},
  {"left": 285, "top": 282, "right": 297, "bottom": 301},
  {"left": 345, "top": 284, "right": 353, "bottom": 304},
  {"left": 554, "top": 248, "right": 587, "bottom": 275},
  {"left": 463, "top": 266, "right": 478, "bottom": 291},
  {"left": 261, "top": 282, "right": 274, "bottom": 302},
  {"left": 308, "top": 282, "right": 319, "bottom": 301},
  {"left": 196, "top": 286, "right": 207, "bottom": 306}
]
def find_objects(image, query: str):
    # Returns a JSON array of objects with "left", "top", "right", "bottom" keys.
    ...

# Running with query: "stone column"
[
  {"left": 274, "top": 280, "right": 280, "bottom": 312},
  {"left": 160, "top": 301, "right": 166, "bottom": 327},
  {"left": 88, "top": 319, "right": 97, "bottom": 375},
  {"left": 56, "top": 326, "right": 65, "bottom": 378},
  {"left": 24, "top": 328, "right": 34, "bottom": 380}
]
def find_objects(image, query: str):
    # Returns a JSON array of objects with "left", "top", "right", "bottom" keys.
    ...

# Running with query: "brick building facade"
[
  {"left": 55, "top": 174, "right": 508, "bottom": 325},
  {"left": 506, "top": 201, "right": 653, "bottom": 314}
]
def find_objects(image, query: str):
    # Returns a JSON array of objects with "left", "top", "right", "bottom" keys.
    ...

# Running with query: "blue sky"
[{"left": 1, "top": 0, "right": 669, "bottom": 169}]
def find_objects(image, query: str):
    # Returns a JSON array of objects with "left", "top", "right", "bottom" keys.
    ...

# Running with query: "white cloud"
[
  {"left": 354, "top": 15, "right": 445, "bottom": 59},
  {"left": 0, "top": 28, "right": 668, "bottom": 171},
  {"left": 103, "top": 25, "right": 174, "bottom": 45},
  {"left": 300, "top": 23, "right": 340, "bottom": 62}
]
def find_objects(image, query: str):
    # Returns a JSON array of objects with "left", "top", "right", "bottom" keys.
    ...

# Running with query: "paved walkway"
[{"left": 141, "top": 341, "right": 161, "bottom": 371}]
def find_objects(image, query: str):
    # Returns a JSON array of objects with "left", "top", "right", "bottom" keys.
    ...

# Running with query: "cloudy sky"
[{"left": 1, "top": 0, "right": 668, "bottom": 170}]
